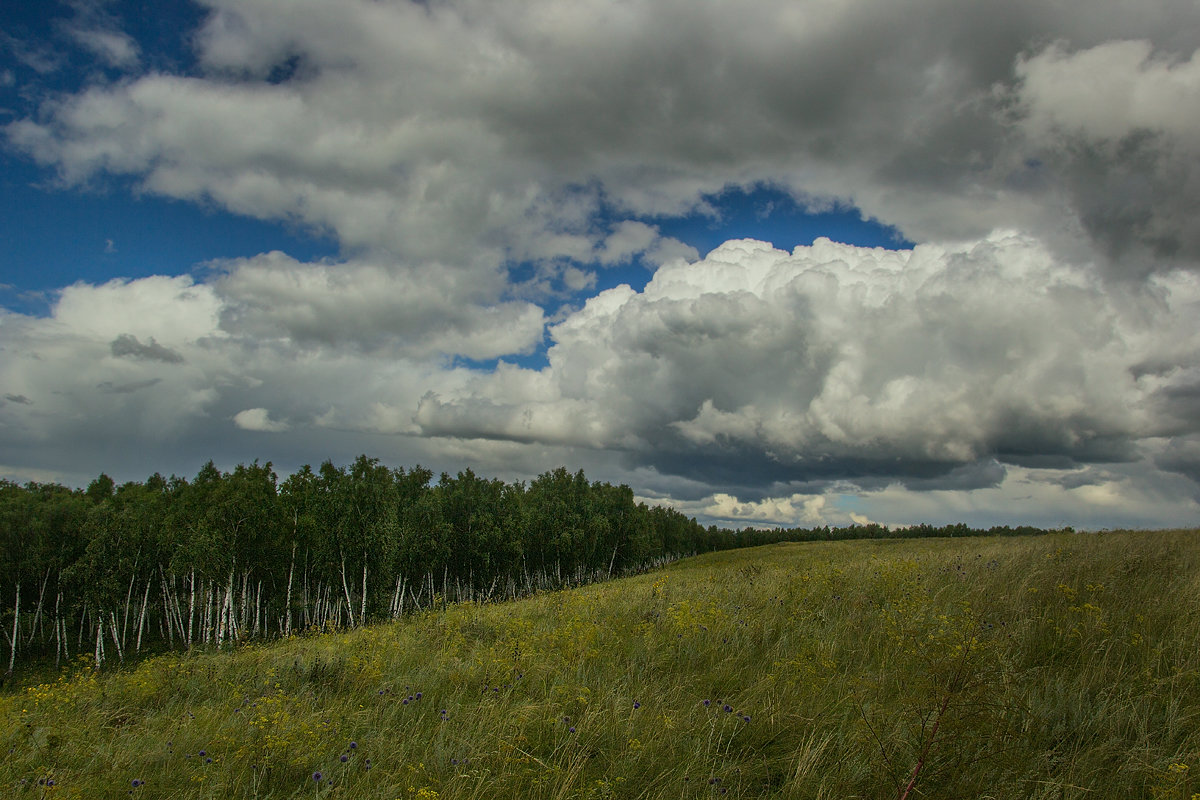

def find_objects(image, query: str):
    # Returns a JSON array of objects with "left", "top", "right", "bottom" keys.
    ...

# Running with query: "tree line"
[
  {"left": 0, "top": 458, "right": 728, "bottom": 673},
  {"left": 0, "top": 455, "right": 1068, "bottom": 674}
]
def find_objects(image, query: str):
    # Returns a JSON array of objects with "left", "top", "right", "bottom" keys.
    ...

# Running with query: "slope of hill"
[{"left": 3, "top": 531, "right": 1198, "bottom": 799}]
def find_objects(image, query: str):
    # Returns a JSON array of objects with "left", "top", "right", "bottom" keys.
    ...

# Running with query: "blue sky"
[{"left": 2, "top": 0, "right": 1199, "bottom": 530}]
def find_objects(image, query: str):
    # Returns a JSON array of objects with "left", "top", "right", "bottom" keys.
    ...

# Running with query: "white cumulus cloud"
[{"left": 233, "top": 407, "right": 289, "bottom": 432}]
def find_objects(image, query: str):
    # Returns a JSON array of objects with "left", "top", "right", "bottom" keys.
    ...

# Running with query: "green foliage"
[{"left": 0, "top": 458, "right": 731, "bottom": 672}]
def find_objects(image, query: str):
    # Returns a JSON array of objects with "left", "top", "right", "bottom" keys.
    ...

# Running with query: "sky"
[{"left": 2, "top": 0, "right": 1200, "bottom": 531}]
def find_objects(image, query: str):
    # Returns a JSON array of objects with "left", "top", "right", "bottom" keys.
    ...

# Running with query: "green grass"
[{"left": 3, "top": 531, "right": 1199, "bottom": 799}]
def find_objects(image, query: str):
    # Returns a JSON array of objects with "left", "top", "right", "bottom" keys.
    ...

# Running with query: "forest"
[{"left": 0, "top": 456, "right": 1065, "bottom": 674}]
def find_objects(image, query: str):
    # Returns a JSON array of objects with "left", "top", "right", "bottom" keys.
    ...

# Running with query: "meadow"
[{"left": 2, "top": 530, "right": 1198, "bottom": 799}]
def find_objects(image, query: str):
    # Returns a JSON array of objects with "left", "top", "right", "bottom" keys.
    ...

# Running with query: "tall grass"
[{"left": 2, "top": 531, "right": 1198, "bottom": 799}]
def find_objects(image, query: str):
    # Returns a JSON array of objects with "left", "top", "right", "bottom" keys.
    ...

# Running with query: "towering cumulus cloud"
[
  {"left": 416, "top": 235, "right": 1200, "bottom": 489},
  {"left": 2, "top": 0, "right": 1200, "bottom": 527}
]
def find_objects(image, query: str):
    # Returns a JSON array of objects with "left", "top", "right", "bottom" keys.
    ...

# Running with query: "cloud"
[
  {"left": 416, "top": 235, "right": 1200, "bottom": 494},
  {"left": 97, "top": 378, "right": 162, "bottom": 394},
  {"left": 233, "top": 407, "right": 289, "bottom": 432},
  {"left": 59, "top": 0, "right": 140, "bottom": 69},
  {"left": 0, "top": 31, "right": 64, "bottom": 74},
  {"left": 3, "top": 0, "right": 1200, "bottom": 529},
  {"left": 7, "top": 0, "right": 1198, "bottom": 284},
  {"left": 111, "top": 334, "right": 185, "bottom": 363},
  {"left": 212, "top": 251, "right": 546, "bottom": 359},
  {"left": 1014, "top": 39, "right": 1200, "bottom": 270},
  {"left": 0, "top": 270, "right": 491, "bottom": 484},
  {"left": 698, "top": 492, "right": 833, "bottom": 527},
  {"left": 0, "top": 233, "right": 1197, "bottom": 529},
  {"left": 65, "top": 26, "right": 139, "bottom": 68}
]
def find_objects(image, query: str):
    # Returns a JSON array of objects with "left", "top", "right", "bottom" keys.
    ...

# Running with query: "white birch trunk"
[
  {"left": 53, "top": 591, "right": 62, "bottom": 668},
  {"left": 203, "top": 582, "right": 213, "bottom": 645},
  {"left": 187, "top": 570, "right": 195, "bottom": 648},
  {"left": 391, "top": 575, "right": 404, "bottom": 619},
  {"left": 225, "top": 569, "right": 236, "bottom": 643},
  {"left": 361, "top": 556, "right": 368, "bottom": 626},
  {"left": 285, "top": 541, "right": 296, "bottom": 638},
  {"left": 121, "top": 568, "right": 137, "bottom": 650},
  {"left": 109, "top": 611, "right": 124, "bottom": 664},
  {"left": 94, "top": 618, "right": 103, "bottom": 670},
  {"left": 340, "top": 555, "right": 356, "bottom": 628},
  {"left": 159, "top": 567, "right": 174, "bottom": 647},
  {"left": 28, "top": 568, "right": 50, "bottom": 646},
  {"left": 6, "top": 582, "right": 20, "bottom": 676},
  {"left": 135, "top": 577, "right": 152, "bottom": 652}
]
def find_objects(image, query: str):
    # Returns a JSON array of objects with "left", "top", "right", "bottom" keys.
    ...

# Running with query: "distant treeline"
[
  {"left": 0, "top": 456, "right": 1068, "bottom": 673},
  {"left": 734, "top": 521, "right": 1074, "bottom": 547}
]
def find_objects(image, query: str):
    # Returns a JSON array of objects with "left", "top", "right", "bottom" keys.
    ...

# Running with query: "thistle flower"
[{"left": 313, "top": 772, "right": 322, "bottom": 782}]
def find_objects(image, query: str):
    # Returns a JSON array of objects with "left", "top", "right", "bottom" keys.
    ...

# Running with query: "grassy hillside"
[{"left": 3, "top": 531, "right": 1199, "bottom": 799}]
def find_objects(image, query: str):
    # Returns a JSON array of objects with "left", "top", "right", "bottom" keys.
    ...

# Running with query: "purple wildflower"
[
  {"left": 633, "top": 701, "right": 640, "bottom": 709},
  {"left": 313, "top": 771, "right": 323, "bottom": 782},
  {"left": 349, "top": 741, "right": 357, "bottom": 749},
  {"left": 340, "top": 755, "right": 349, "bottom": 763}
]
